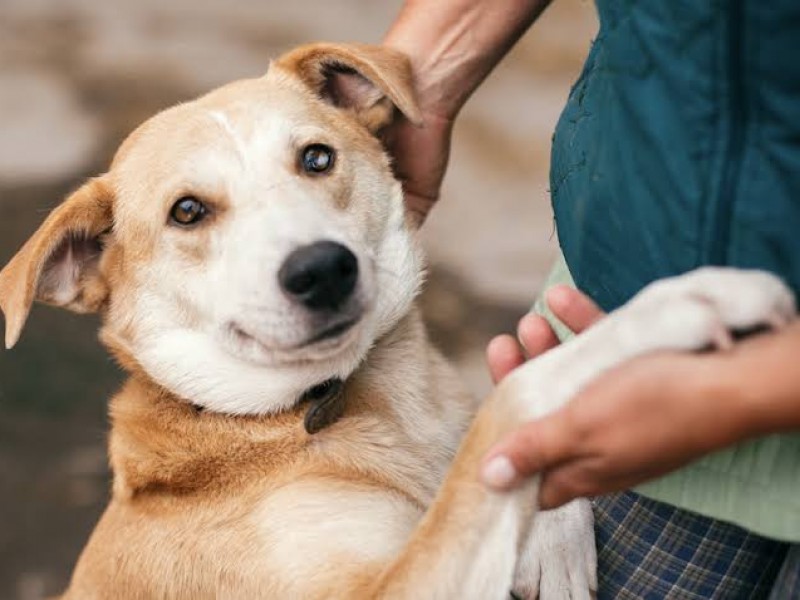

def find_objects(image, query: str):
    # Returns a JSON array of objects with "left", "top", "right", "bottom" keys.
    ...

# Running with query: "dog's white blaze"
[{"left": 208, "top": 110, "right": 247, "bottom": 167}]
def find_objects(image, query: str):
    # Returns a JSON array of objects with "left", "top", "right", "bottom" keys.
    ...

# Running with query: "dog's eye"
[
  {"left": 300, "top": 144, "right": 336, "bottom": 175},
  {"left": 170, "top": 196, "right": 207, "bottom": 226}
]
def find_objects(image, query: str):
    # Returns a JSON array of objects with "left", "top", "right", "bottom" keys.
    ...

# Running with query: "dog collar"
[{"left": 300, "top": 378, "right": 345, "bottom": 434}]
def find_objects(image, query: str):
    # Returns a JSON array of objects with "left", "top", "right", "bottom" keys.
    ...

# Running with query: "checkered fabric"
[
  {"left": 593, "top": 491, "right": 791, "bottom": 599},
  {"left": 770, "top": 546, "right": 800, "bottom": 599}
]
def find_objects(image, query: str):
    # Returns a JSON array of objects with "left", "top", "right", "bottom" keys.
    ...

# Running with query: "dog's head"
[{"left": 0, "top": 43, "right": 424, "bottom": 415}]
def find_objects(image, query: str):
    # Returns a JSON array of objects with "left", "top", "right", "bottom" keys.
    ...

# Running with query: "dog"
[{"left": 0, "top": 42, "right": 795, "bottom": 599}]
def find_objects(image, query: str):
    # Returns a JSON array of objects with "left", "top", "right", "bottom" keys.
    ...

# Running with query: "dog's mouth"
[
  {"left": 227, "top": 310, "right": 364, "bottom": 362},
  {"left": 302, "top": 317, "right": 359, "bottom": 347}
]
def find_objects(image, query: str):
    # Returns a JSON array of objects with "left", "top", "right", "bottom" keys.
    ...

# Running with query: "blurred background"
[{"left": 0, "top": 1, "right": 596, "bottom": 597}]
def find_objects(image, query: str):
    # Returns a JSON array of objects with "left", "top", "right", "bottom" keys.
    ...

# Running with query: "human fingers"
[
  {"left": 486, "top": 334, "right": 526, "bottom": 384},
  {"left": 488, "top": 313, "right": 561, "bottom": 385},
  {"left": 517, "top": 312, "right": 560, "bottom": 358},
  {"left": 545, "top": 285, "right": 604, "bottom": 334}
]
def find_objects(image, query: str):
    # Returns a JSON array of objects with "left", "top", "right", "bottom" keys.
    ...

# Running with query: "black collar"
[{"left": 299, "top": 378, "right": 345, "bottom": 434}]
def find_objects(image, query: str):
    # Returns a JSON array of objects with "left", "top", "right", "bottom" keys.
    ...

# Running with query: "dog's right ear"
[{"left": 0, "top": 177, "right": 114, "bottom": 349}]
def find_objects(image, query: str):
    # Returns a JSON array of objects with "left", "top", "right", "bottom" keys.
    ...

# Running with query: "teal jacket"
[{"left": 548, "top": 0, "right": 800, "bottom": 541}]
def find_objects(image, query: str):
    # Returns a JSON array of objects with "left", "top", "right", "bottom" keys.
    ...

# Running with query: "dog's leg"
[
  {"left": 512, "top": 500, "right": 596, "bottom": 600},
  {"left": 364, "top": 268, "right": 795, "bottom": 600}
]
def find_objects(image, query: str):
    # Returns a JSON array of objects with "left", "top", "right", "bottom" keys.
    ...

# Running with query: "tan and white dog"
[{"left": 0, "top": 43, "right": 795, "bottom": 599}]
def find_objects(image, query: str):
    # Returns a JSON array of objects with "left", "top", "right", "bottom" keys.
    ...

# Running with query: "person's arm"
[
  {"left": 482, "top": 286, "right": 800, "bottom": 509},
  {"left": 383, "top": 0, "right": 553, "bottom": 223},
  {"left": 384, "top": 0, "right": 551, "bottom": 119}
]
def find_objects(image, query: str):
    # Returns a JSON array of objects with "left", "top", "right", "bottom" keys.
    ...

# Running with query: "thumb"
[{"left": 480, "top": 412, "right": 574, "bottom": 491}]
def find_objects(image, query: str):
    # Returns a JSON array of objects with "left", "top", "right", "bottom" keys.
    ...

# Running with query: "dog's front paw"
[
  {"left": 618, "top": 267, "right": 796, "bottom": 353},
  {"left": 511, "top": 499, "right": 596, "bottom": 600}
]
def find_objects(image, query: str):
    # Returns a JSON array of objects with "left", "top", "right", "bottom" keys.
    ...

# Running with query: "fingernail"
[{"left": 481, "top": 455, "right": 517, "bottom": 489}]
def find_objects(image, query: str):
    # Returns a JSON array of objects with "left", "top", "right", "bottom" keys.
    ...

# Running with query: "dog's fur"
[{"left": 1, "top": 43, "right": 795, "bottom": 599}]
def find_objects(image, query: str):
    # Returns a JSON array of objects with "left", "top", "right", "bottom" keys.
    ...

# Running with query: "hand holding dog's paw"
[
  {"left": 512, "top": 499, "right": 596, "bottom": 600},
  {"left": 483, "top": 268, "right": 798, "bottom": 507}
]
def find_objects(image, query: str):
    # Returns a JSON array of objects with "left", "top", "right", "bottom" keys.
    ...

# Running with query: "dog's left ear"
[
  {"left": 0, "top": 177, "right": 114, "bottom": 349},
  {"left": 275, "top": 43, "right": 422, "bottom": 133}
]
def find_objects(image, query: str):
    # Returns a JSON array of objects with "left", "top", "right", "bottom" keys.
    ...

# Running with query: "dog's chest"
[
  {"left": 316, "top": 395, "right": 471, "bottom": 503},
  {"left": 247, "top": 408, "right": 470, "bottom": 591}
]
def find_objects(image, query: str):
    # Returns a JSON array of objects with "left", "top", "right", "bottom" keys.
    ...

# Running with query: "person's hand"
[
  {"left": 381, "top": 0, "right": 552, "bottom": 225},
  {"left": 485, "top": 350, "right": 751, "bottom": 509},
  {"left": 382, "top": 110, "right": 453, "bottom": 226},
  {"left": 481, "top": 285, "right": 781, "bottom": 510},
  {"left": 485, "top": 285, "right": 604, "bottom": 384}
]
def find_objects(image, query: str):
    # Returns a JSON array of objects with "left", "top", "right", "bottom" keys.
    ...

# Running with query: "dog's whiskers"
[{"left": 374, "top": 264, "right": 403, "bottom": 281}]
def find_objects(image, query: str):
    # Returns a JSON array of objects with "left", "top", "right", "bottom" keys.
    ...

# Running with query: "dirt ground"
[{"left": 0, "top": 1, "right": 597, "bottom": 597}]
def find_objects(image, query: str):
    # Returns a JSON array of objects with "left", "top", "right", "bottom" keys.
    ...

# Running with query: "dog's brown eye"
[
  {"left": 301, "top": 144, "right": 335, "bottom": 175},
  {"left": 170, "top": 196, "right": 207, "bottom": 226}
]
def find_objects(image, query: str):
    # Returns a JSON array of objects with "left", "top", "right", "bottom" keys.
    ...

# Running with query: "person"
[{"left": 383, "top": 0, "right": 800, "bottom": 597}]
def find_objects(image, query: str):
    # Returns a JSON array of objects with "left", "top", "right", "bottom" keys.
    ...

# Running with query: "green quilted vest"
[{"left": 545, "top": 0, "right": 800, "bottom": 541}]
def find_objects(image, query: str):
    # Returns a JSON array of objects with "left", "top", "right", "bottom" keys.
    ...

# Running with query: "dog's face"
[{"left": 0, "top": 43, "right": 424, "bottom": 415}]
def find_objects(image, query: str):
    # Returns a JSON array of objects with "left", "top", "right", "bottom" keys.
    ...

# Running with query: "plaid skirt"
[{"left": 594, "top": 491, "right": 799, "bottom": 599}]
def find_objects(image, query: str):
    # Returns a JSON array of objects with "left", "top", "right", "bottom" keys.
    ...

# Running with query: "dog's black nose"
[{"left": 278, "top": 241, "right": 359, "bottom": 311}]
